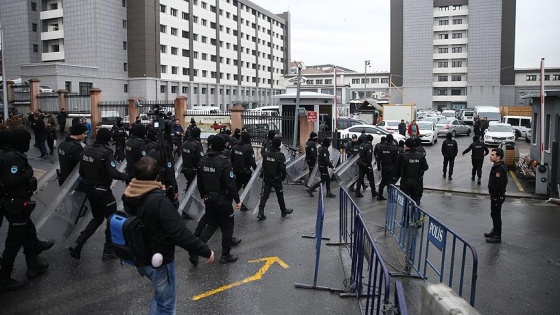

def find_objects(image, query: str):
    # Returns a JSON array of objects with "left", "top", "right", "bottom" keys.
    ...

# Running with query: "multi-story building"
[
  {"left": 515, "top": 68, "right": 560, "bottom": 106},
  {"left": 0, "top": 0, "right": 290, "bottom": 109},
  {"left": 390, "top": 0, "right": 516, "bottom": 110}
]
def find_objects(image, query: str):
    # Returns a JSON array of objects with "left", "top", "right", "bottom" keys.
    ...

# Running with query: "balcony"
[
  {"left": 433, "top": 8, "right": 469, "bottom": 18},
  {"left": 448, "top": 38, "right": 468, "bottom": 45},
  {"left": 40, "top": 8, "right": 63, "bottom": 20},
  {"left": 433, "top": 81, "right": 467, "bottom": 88},
  {"left": 433, "top": 95, "right": 467, "bottom": 102},
  {"left": 41, "top": 29, "right": 64, "bottom": 41},
  {"left": 42, "top": 51, "right": 65, "bottom": 62}
]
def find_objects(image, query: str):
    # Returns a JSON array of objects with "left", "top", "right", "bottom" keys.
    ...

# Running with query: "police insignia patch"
[
  {"left": 111, "top": 161, "right": 116, "bottom": 167},
  {"left": 10, "top": 166, "right": 18, "bottom": 174},
  {"left": 230, "top": 171, "right": 234, "bottom": 178},
  {"left": 200, "top": 151, "right": 204, "bottom": 156},
  {"left": 142, "top": 151, "right": 146, "bottom": 156},
  {"left": 167, "top": 162, "right": 172, "bottom": 168}
]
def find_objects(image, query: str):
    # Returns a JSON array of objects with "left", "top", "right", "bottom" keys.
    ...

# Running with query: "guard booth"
[{"left": 354, "top": 98, "right": 386, "bottom": 125}]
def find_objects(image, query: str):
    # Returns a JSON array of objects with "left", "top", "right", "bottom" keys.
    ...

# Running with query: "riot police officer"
[
  {"left": 305, "top": 132, "right": 318, "bottom": 182},
  {"left": 260, "top": 130, "right": 277, "bottom": 156},
  {"left": 307, "top": 138, "right": 336, "bottom": 198},
  {"left": 397, "top": 138, "right": 429, "bottom": 205},
  {"left": 196, "top": 136, "right": 242, "bottom": 264},
  {"left": 231, "top": 132, "right": 257, "bottom": 212},
  {"left": 69, "top": 128, "right": 129, "bottom": 261},
  {"left": 57, "top": 123, "right": 87, "bottom": 185},
  {"left": 355, "top": 135, "right": 379, "bottom": 198},
  {"left": 125, "top": 124, "right": 148, "bottom": 181},
  {"left": 147, "top": 128, "right": 178, "bottom": 208},
  {"left": 373, "top": 136, "right": 385, "bottom": 172},
  {"left": 181, "top": 127, "right": 204, "bottom": 189},
  {"left": 111, "top": 117, "right": 127, "bottom": 162},
  {"left": 0, "top": 129, "right": 53, "bottom": 291},
  {"left": 258, "top": 137, "right": 294, "bottom": 220},
  {"left": 348, "top": 136, "right": 368, "bottom": 192},
  {"left": 377, "top": 134, "right": 399, "bottom": 200},
  {"left": 462, "top": 135, "right": 489, "bottom": 185},
  {"left": 441, "top": 132, "right": 458, "bottom": 180}
]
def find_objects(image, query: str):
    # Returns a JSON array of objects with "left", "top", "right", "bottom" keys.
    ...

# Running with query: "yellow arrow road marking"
[
  {"left": 191, "top": 256, "right": 289, "bottom": 301},
  {"left": 509, "top": 170, "right": 525, "bottom": 192}
]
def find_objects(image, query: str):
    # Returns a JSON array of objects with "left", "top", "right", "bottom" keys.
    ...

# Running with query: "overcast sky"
[{"left": 257, "top": 0, "right": 560, "bottom": 72}]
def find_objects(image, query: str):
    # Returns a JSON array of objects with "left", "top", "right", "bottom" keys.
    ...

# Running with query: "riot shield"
[
  {"left": 307, "top": 147, "right": 340, "bottom": 187},
  {"left": 286, "top": 154, "right": 308, "bottom": 181},
  {"left": 177, "top": 176, "right": 205, "bottom": 221},
  {"left": 334, "top": 154, "right": 360, "bottom": 187},
  {"left": 239, "top": 160, "right": 263, "bottom": 214}
]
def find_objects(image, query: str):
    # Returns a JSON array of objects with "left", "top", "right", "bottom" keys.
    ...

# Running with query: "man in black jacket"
[
  {"left": 231, "top": 132, "right": 257, "bottom": 212},
  {"left": 69, "top": 129, "right": 129, "bottom": 261},
  {"left": 122, "top": 156, "right": 214, "bottom": 314},
  {"left": 307, "top": 138, "right": 336, "bottom": 198},
  {"left": 57, "top": 108, "right": 68, "bottom": 134},
  {"left": 305, "top": 132, "right": 318, "bottom": 183},
  {"left": 181, "top": 127, "right": 204, "bottom": 189},
  {"left": 30, "top": 114, "right": 48, "bottom": 157},
  {"left": 111, "top": 117, "right": 127, "bottom": 162},
  {"left": 57, "top": 124, "right": 87, "bottom": 185},
  {"left": 377, "top": 134, "right": 399, "bottom": 200},
  {"left": 485, "top": 148, "right": 508, "bottom": 244},
  {"left": 355, "top": 135, "right": 379, "bottom": 199},
  {"left": 441, "top": 132, "right": 458, "bottom": 180},
  {"left": 398, "top": 119, "right": 407, "bottom": 137},
  {"left": 398, "top": 138, "right": 429, "bottom": 205},
  {"left": 258, "top": 137, "right": 294, "bottom": 219},
  {"left": 462, "top": 135, "right": 489, "bottom": 185},
  {"left": 125, "top": 124, "right": 148, "bottom": 181}
]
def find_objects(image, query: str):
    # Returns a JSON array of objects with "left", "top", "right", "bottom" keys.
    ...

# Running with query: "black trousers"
[
  {"left": 47, "top": 138, "right": 55, "bottom": 153},
  {"left": 309, "top": 167, "right": 331, "bottom": 194},
  {"left": 356, "top": 165, "right": 376, "bottom": 194},
  {"left": 59, "top": 123, "right": 66, "bottom": 134},
  {"left": 200, "top": 200, "right": 234, "bottom": 256},
  {"left": 490, "top": 196, "right": 505, "bottom": 235},
  {"left": 114, "top": 140, "right": 125, "bottom": 162},
  {"left": 471, "top": 159, "right": 484, "bottom": 179},
  {"left": 0, "top": 198, "right": 40, "bottom": 277},
  {"left": 443, "top": 156, "right": 456, "bottom": 176},
  {"left": 259, "top": 178, "right": 286, "bottom": 212},
  {"left": 184, "top": 170, "right": 197, "bottom": 190},
  {"left": 400, "top": 177, "right": 422, "bottom": 205},
  {"left": 378, "top": 167, "right": 398, "bottom": 195},
  {"left": 76, "top": 185, "right": 117, "bottom": 247},
  {"left": 235, "top": 172, "right": 251, "bottom": 190}
]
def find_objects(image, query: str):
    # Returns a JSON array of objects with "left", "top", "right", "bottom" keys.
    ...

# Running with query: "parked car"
[
  {"left": 244, "top": 122, "right": 279, "bottom": 140},
  {"left": 337, "top": 117, "right": 367, "bottom": 130},
  {"left": 416, "top": 121, "right": 438, "bottom": 145},
  {"left": 435, "top": 118, "right": 471, "bottom": 137},
  {"left": 441, "top": 110, "right": 456, "bottom": 119},
  {"left": 39, "top": 86, "right": 54, "bottom": 93},
  {"left": 419, "top": 116, "right": 441, "bottom": 125},
  {"left": 501, "top": 116, "right": 531, "bottom": 139},
  {"left": 460, "top": 110, "right": 475, "bottom": 125},
  {"left": 339, "top": 125, "right": 405, "bottom": 145},
  {"left": 526, "top": 128, "right": 532, "bottom": 143},
  {"left": 483, "top": 122, "right": 515, "bottom": 146},
  {"left": 377, "top": 120, "right": 401, "bottom": 133}
]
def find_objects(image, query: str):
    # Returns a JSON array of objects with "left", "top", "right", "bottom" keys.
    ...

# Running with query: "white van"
[
  {"left": 460, "top": 110, "right": 475, "bottom": 125},
  {"left": 502, "top": 116, "right": 532, "bottom": 139},
  {"left": 246, "top": 106, "right": 279, "bottom": 116},
  {"left": 474, "top": 106, "right": 501, "bottom": 122},
  {"left": 441, "top": 110, "right": 456, "bottom": 119}
]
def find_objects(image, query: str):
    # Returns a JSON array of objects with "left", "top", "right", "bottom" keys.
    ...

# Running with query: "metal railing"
[
  {"left": 37, "top": 94, "right": 58, "bottom": 112},
  {"left": 242, "top": 111, "right": 297, "bottom": 148},
  {"left": 66, "top": 94, "right": 91, "bottom": 113}
]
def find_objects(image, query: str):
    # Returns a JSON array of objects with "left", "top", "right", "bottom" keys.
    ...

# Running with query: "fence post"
[
  {"left": 6, "top": 80, "right": 14, "bottom": 103},
  {"left": 29, "top": 78, "right": 40, "bottom": 113},
  {"left": 128, "top": 97, "right": 141, "bottom": 125},
  {"left": 57, "top": 89, "right": 68, "bottom": 111},
  {"left": 90, "top": 88, "right": 102, "bottom": 137},
  {"left": 174, "top": 96, "right": 187, "bottom": 127},
  {"left": 230, "top": 104, "right": 245, "bottom": 132},
  {"left": 299, "top": 114, "right": 314, "bottom": 153}
]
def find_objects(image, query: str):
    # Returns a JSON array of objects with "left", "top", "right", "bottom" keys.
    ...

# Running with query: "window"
[
  {"left": 79, "top": 82, "right": 93, "bottom": 96},
  {"left": 438, "top": 62, "right": 448, "bottom": 68},
  {"left": 437, "top": 89, "right": 447, "bottom": 96},
  {"left": 160, "top": 25, "right": 167, "bottom": 33},
  {"left": 160, "top": 45, "right": 167, "bottom": 53},
  {"left": 544, "top": 75, "right": 550, "bottom": 81},
  {"left": 201, "top": 36, "right": 207, "bottom": 43},
  {"left": 201, "top": 19, "right": 207, "bottom": 26},
  {"left": 438, "top": 47, "right": 448, "bottom": 53},
  {"left": 182, "top": 49, "right": 189, "bottom": 57},
  {"left": 316, "top": 79, "right": 323, "bottom": 85},
  {"left": 123, "top": 63, "right": 128, "bottom": 71},
  {"left": 160, "top": 85, "right": 166, "bottom": 93},
  {"left": 451, "top": 89, "right": 462, "bottom": 95},
  {"left": 438, "top": 76, "right": 448, "bottom": 82},
  {"left": 33, "top": 44, "right": 38, "bottom": 52},
  {"left": 52, "top": 44, "right": 60, "bottom": 52},
  {"left": 160, "top": 5, "right": 166, "bottom": 13},
  {"left": 438, "top": 34, "right": 448, "bottom": 39},
  {"left": 31, "top": 2, "right": 36, "bottom": 11},
  {"left": 553, "top": 74, "right": 560, "bottom": 80},
  {"left": 451, "top": 75, "right": 462, "bottom": 81},
  {"left": 161, "top": 65, "right": 167, "bottom": 73},
  {"left": 202, "top": 88, "right": 207, "bottom": 94},
  {"left": 201, "top": 53, "right": 207, "bottom": 60},
  {"left": 453, "top": 5, "right": 462, "bottom": 10},
  {"left": 122, "top": 0, "right": 126, "bottom": 7},
  {"left": 182, "top": 86, "right": 188, "bottom": 94},
  {"left": 439, "top": 20, "right": 449, "bottom": 26},
  {"left": 325, "top": 79, "right": 332, "bottom": 85},
  {"left": 123, "top": 20, "right": 127, "bottom": 28},
  {"left": 526, "top": 75, "right": 537, "bottom": 81},
  {"left": 123, "top": 41, "right": 127, "bottom": 50},
  {"left": 170, "top": 8, "right": 177, "bottom": 16},
  {"left": 172, "top": 67, "right": 178, "bottom": 74},
  {"left": 381, "top": 78, "right": 389, "bottom": 83},
  {"left": 452, "top": 33, "right": 463, "bottom": 39},
  {"left": 124, "top": 84, "right": 128, "bottom": 93},
  {"left": 171, "top": 86, "right": 177, "bottom": 93},
  {"left": 439, "top": 6, "right": 449, "bottom": 11},
  {"left": 32, "top": 23, "right": 37, "bottom": 32},
  {"left": 183, "top": 68, "right": 189, "bottom": 75},
  {"left": 193, "top": 51, "right": 198, "bottom": 58},
  {"left": 201, "top": 2, "right": 207, "bottom": 9},
  {"left": 452, "top": 61, "right": 462, "bottom": 67},
  {"left": 182, "top": 30, "right": 189, "bottom": 38},
  {"left": 202, "top": 70, "right": 207, "bottom": 77},
  {"left": 171, "top": 28, "right": 177, "bottom": 36},
  {"left": 452, "top": 47, "right": 463, "bottom": 53},
  {"left": 50, "top": 3, "right": 58, "bottom": 10},
  {"left": 453, "top": 19, "right": 463, "bottom": 25},
  {"left": 65, "top": 81, "right": 72, "bottom": 93},
  {"left": 193, "top": 16, "right": 198, "bottom": 23},
  {"left": 182, "top": 12, "right": 189, "bottom": 20},
  {"left": 171, "top": 47, "right": 178, "bottom": 55}
]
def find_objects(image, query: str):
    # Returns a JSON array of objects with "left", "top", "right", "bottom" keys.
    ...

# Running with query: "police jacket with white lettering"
[
  {"left": 58, "top": 136, "right": 84, "bottom": 183},
  {"left": 125, "top": 136, "right": 147, "bottom": 174},
  {"left": 111, "top": 124, "right": 127, "bottom": 142},
  {"left": 305, "top": 139, "right": 318, "bottom": 164},
  {"left": 379, "top": 143, "right": 399, "bottom": 169},
  {"left": 79, "top": 144, "right": 129, "bottom": 186},
  {"left": 122, "top": 185, "right": 211, "bottom": 265},
  {"left": 462, "top": 140, "right": 489, "bottom": 160},
  {"left": 231, "top": 142, "right": 256, "bottom": 174},
  {"left": 1, "top": 149, "right": 36, "bottom": 198},
  {"left": 262, "top": 146, "right": 287, "bottom": 181},
  {"left": 398, "top": 148, "right": 429, "bottom": 179},
  {"left": 197, "top": 149, "right": 240, "bottom": 203},
  {"left": 181, "top": 137, "right": 204, "bottom": 172},
  {"left": 488, "top": 161, "right": 508, "bottom": 198},
  {"left": 147, "top": 143, "right": 178, "bottom": 196},
  {"left": 441, "top": 139, "right": 458, "bottom": 158},
  {"left": 359, "top": 142, "right": 374, "bottom": 167},
  {"left": 317, "top": 146, "right": 334, "bottom": 169},
  {"left": 260, "top": 139, "right": 272, "bottom": 156}
]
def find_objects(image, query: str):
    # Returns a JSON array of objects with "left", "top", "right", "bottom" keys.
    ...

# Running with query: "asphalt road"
[{"left": 1, "top": 132, "right": 558, "bottom": 314}]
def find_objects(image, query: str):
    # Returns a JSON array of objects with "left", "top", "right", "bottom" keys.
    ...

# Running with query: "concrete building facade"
[{"left": 0, "top": 0, "right": 290, "bottom": 109}]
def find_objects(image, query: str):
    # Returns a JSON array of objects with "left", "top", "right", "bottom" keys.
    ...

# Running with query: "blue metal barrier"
[
  {"left": 394, "top": 281, "right": 408, "bottom": 315},
  {"left": 384, "top": 185, "right": 479, "bottom": 306}
]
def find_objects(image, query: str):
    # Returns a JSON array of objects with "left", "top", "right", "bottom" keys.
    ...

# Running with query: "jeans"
[{"left": 138, "top": 262, "right": 177, "bottom": 315}]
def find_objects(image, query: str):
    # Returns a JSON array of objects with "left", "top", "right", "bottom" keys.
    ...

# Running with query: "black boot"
[
  {"left": 26, "top": 256, "right": 49, "bottom": 279},
  {"left": 483, "top": 229, "right": 496, "bottom": 238},
  {"left": 102, "top": 243, "right": 118, "bottom": 261},
  {"left": 486, "top": 234, "right": 501, "bottom": 243},
  {"left": 188, "top": 252, "right": 199, "bottom": 267},
  {"left": 35, "top": 240, "right": 54, "bottom": 254},
  {"left": 68, "top": 241, "right": 84, "bottom": 260},
  {"left": 371, "top": 190, "right": 378, "bottom": 198},
  {"left": 281, "top": 208, "right": 293, "bottom": 217},
  {"left": 442, "top": 172, "right": 446, "bottom": 178},
  {"left": 220, "top": 253, "right": 238, "bottom": 264},
  {"left": 306, "top": 188, "right": 314, "bottom": 197},
  {"left": 0, "top": 276, "right": 26, "bottom": 292},
  {"left": 325, "top": 192, "right": 336, "bottom": 198},
  {"left": 257, "top": 209, "right": 266, "bottom": 221},
  {"left": 232, "top": 237, "right": 242, "bottom": 246}
]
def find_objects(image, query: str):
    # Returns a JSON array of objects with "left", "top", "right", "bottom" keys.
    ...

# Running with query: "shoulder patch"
[
  {"left": 230, "top": 171, "right": 234, "bottom": 178},
  {"left": 200, "top": 151, "right": 204, "bottom": 156},
  {"left": 110, "top": 161, "right": 116, "bottom": 168},
  {"left": 167, "top": 162, "right": 172, "bottom": 168},
  {"left": 10, "top": 166, "right": 18, "bottom": 174},
  {"left": 141, "top": 150, "right": 146, "bottom": 156}
]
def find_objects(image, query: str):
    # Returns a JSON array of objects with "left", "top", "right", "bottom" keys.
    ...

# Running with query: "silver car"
[{"left": 435, "top": 118, "right": 471, "bottom": 137}]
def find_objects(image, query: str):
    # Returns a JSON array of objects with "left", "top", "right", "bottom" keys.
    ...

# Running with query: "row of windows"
[
  {"left": 438, "top": 5, "right": 463, "bottom": 11},
  {"left": 437, "top": 33, "right": 464, "bottom": 39},
  {"left": 437, "top": 47, "right": 464, "bottom": 53},
  {"left": 436, "top": 89, "right": 464, "bottom": 96},
  {"left": 160, "top": 65, "right": 278, "bottom": 82},
  {"left": 437, "top": 18, "right": 464, "bottom": 25},
  {"left": 158, "top": 82, "right": 280, "bottom": 94},
  {"left": 160, "top": 43, "right": 284, "bottom": 63},
  {"left": 437, "top": 75, "right": 463, "bottom": 82},
  {"left": 437, "top": 61, "right": 464, "bottom": 68},
  {"left": 350, "top": 78, "right": 390, "bottom": 84},
  {"left": 526, "top": 74, "right": 560, "bottom": 81}
]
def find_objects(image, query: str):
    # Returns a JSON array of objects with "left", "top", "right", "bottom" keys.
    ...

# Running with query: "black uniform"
[
  {"left": 111, "top": 123, "right": 127, "bottom": 162},
  {"left": 377, "top": 141, "right": 399, "bottom": 199},
  {"left": 356, "top": 141, "right": 378, "bottom": 198},
  {"left": 46, "top": 125, "right": 57, "bottom": 154},
  {"left": 487, "top": 160, "right": 508, "bottom": 240},
  {"left": 197, "top": 148, "right": 240, "bottom": 261},
  {"left": 305, "top": 139, "right": 318, "bottom": 174},
  {"left": 462, "top": 139, "right": 489, "bottom": 183},
  {"left": 373, "top": 140, "right": 384, "bottom": 171},
  {"left": 441, "top": 138, "right": 458, "bottom": 179},
  {"left": 258, "top": 141, "right": 293, "bottom": 220},
  {"left": 231, "top": 141, "right": 256, "bottom": 192},
  {"left": 147, "top": 140, "right": 178, "bottom": 206},
  {"left": 308, "top": 145, "right": 336, "bottom": 197},
  {"left": 181, "top": 136, "right": 204, "bottom": 189},
  {"left": 260, "top": 139, "right": 272, "bottom": 156},
  {"left": 71, "top": 142, "right": 129, "bottom": 260},
  {"left": 57, "top": 136, "right": 84, "bottom": 185},
  {"left": 347, "top": 139, "right": 367, "bottom": 191},
  {"left": 125, "top": 135, "right": 147, "bottom": 180},
  {"left": 397, "top": 147, "right": 429, "bottom": 205}
]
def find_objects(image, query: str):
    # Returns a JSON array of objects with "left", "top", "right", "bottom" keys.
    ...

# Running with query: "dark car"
[{"left": 337, "top": 117, "right": 367, "bottom": 130}]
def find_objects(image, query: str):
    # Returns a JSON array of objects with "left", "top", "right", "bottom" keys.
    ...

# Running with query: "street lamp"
[{"left": 364, "top": 60, "right": 370, "bottom": 99}]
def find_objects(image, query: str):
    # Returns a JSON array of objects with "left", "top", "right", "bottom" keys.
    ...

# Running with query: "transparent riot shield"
[
  {"left": 286, "top": 154, "right": 308, "bottom": 181},
  {"left": 177, "top": 176, "right": 205, "bottom": 220},
  {"left": 334, "top": 154, "right": 360, "bottom": 187},
  {"left": 239, "top": 160, "right": 263, "bottom": 214},
  {"left": 34, "top": 164, "right": 90, "bottom": 246},
  {"left": 307, "top": 147, "right": 341, "bottom": 187}
]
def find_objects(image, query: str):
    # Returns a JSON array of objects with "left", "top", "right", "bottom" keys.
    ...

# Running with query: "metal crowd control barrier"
[{"left": 384, "top": 185, "right": 479, "bottom": 306}]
